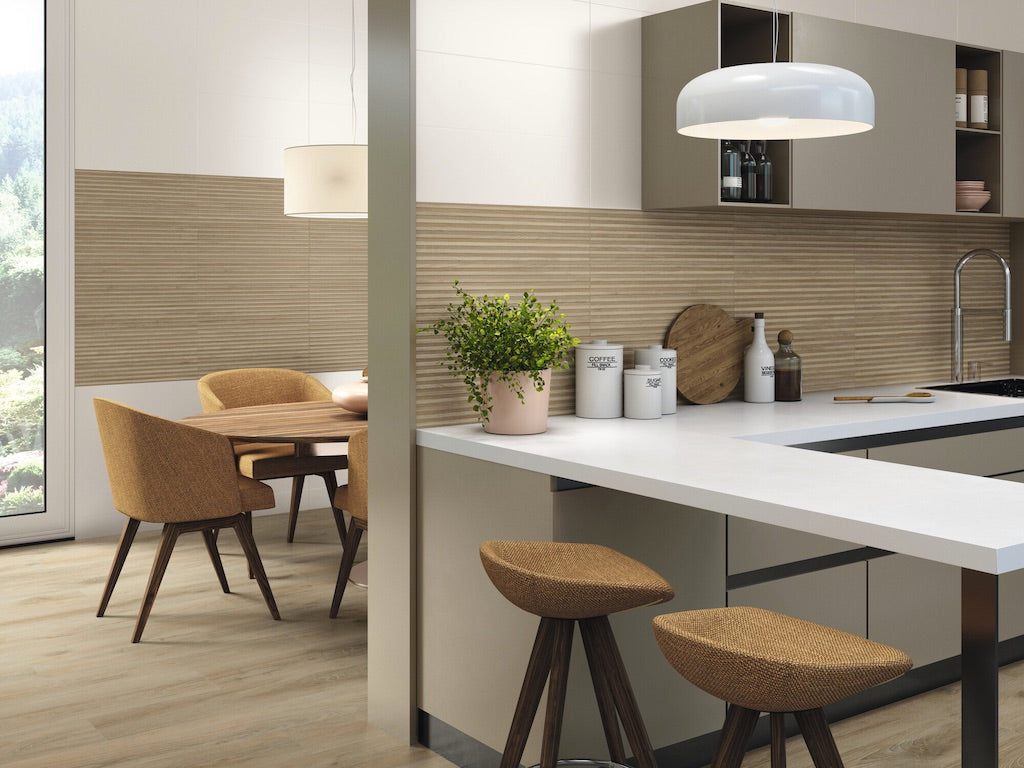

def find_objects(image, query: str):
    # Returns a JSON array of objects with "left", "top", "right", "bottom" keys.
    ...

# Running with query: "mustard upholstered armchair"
[
  {"left": 197, "top": 367, "right": 348, "bottom": 543},
  {"left": 94, "top": 398, "right": 281, "bottom": 643},
  {"left": 330, "top": 428, "right": 367, "bottom": 619}
]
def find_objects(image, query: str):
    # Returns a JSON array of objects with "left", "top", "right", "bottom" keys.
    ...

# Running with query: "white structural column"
[{"left": 367, "top": 0, "right": 417, "bottom": 742}]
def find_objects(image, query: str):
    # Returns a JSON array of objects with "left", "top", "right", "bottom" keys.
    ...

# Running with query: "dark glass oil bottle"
[{"left": 720, "top": 140, "right": 741, "bottom": 201}]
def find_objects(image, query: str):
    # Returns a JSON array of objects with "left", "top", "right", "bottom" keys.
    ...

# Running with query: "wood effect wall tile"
[
  {"left": 75, "top": 170, "right": 367, "bottom": 385},
  {"left": 416, "top": 203, "right": 1011, "bottom": 427}
]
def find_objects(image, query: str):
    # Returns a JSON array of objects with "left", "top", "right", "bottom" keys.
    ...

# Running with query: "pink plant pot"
[{"left": 483, "top": 369, "right": 551, "bottom": 435}]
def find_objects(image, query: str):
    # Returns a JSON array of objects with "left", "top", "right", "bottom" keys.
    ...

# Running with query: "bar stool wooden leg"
[
  {"left": 794, "top": 709, "right": 845, "bottom": 768},
  {"left": 711, "top": 705, "right": 760, "bottom": 768},
  {"left": 501, "top": 617, "right": 560, "bottom": 768},
  {"left": 580, "top": 619, "right": 628, "bottom": 764},
  {"left": 770, "top": 712, "right": 787, "bottom": 768},
  {"left": 579, "top": 615, "right": 659, "bottom": 768},
  {"left": 540, "top": 619, "right": 575, "bottom": 768}
]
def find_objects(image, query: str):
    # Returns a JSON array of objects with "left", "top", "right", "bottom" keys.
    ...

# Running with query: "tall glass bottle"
[
  {"left": 720, "top": 140, "right": 742, "bottom": 201},
  {"left": 740, "top": 141, "right": 757, "bottom": 202},
  {"left": 774, "top": 329, "right": 801, "bottom": 401},
  {"left": 753, "top": 140, "right": 773, "bottom": 203},
  {"left": 744, "top": 312, "right": 775, "bottom": 403}
]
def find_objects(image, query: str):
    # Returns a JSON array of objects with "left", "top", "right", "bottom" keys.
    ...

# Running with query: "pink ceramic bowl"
[
  {"left": 956, "top": 190, "right": 992, "bottom": 212},
  {"left": 332, "top": 377, "right": 368, "bottom": 414},
  {"left": 956, "top": 180, "right": 985, "bottom": 190}
]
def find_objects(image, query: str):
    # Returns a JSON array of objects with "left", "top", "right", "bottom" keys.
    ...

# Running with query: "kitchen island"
[{"left": 416, "top": 386, "right": 1024, "bottom": 768}]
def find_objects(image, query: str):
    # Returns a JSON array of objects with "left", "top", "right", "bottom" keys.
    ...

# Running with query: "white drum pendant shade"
[
  {"left": 677, "top": 62, "right": 874, "bottom": 140},
  {"left": 284, "top": 144, "right": 368, "bottom": 218}
]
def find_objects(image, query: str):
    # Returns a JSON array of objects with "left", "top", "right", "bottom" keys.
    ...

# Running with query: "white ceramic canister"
[
  {"left": 575, "top": 340, "right": 624, "bottom": 418},
  {"left": 624, "top": 365, "right": 662, "bottom": 420},
  {"left": 634, "top": 344, "right": 677, "bottom": 415}
]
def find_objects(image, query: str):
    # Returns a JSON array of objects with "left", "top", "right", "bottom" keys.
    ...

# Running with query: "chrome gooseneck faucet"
[{"left": 952, "top": 248, "right": 1012, "bottom": 383}]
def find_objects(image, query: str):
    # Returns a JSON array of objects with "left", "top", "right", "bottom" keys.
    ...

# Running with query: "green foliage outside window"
[{"left": 0, "top": 69, "right": 45, "bottom": 514}]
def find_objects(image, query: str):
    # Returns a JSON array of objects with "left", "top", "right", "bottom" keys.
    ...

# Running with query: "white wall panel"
[
  {"left": 591, "top": 72, "right": 642, "bottom": 209},
  {"left": 75, "top": 0, "right": 199, "bottom": 173},
  {"left": 417, "top": 126, "right": 590, "bottom": 207},
  {"left": 418, "top": 52, "right": 589, "bottom": 137},
  {"left": 590, "top": 4, "right": 643, "bottom": 75},
  {"left": 417, "top": 0, "right": 590, "bottom": 69},
  {"left": 75, "top": 0, "right": 367, "bottom": 177}
]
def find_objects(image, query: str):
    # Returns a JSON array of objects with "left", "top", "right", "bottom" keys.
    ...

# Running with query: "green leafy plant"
[
  {"left": 7, "top": 458, "right": 43, "bottom": 491},
  {"left": 419, "top": 281, "right": 579, "bottom": 423},
  {"left": 0, "top": 485, "right": 43, "bottom": 515}
]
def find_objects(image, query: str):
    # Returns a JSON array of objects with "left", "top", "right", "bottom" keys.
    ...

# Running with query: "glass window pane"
[{"left": 0, "top": 0, "right": 45, "bottom": 517}]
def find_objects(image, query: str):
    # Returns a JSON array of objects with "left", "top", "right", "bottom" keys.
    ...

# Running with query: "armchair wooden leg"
[
  {"left": 330, "top": 520, "right": 364, "bottom": 618},
  {"left": 287, "top": 475, "right": 304, "bottom": 543},
  {"left": 98, "top": 517, "right": 140, "bottom": 617},
  {"left": 321, "top": 471, "right": 347, "bottom": 542},
  {"left": 231, "top": 517, "right": 280, "bottom": 621},
  {"left": 202, "top": 529, "right": 230, "bottom": 593},
  {"left": 132, "top": 523, "right": 180, "bottom": 643}
]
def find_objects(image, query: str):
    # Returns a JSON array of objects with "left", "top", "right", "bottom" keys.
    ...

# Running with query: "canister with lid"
[
  {"left": 635, "top": 344, "right": 678, "bottom": 415},
  {"left": 575, "top": 340, "right": 624, "bottom": 418},
  {"left": 624, "top": 365, "right": 662, "bottom": 420}
]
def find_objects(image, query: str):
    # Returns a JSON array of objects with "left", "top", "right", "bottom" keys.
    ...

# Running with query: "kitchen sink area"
[{"left": 928, "top": 378, "right": 1024, "bottom": 397}]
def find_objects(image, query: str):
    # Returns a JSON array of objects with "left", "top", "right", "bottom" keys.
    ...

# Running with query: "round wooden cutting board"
[{"left": 666, "top": 304, "right": 751, "bottom": 404}]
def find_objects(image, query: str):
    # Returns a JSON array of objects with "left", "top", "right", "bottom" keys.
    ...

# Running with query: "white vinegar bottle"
[{"left": 744, "top": 312, "right": 775, "bottom": 403}]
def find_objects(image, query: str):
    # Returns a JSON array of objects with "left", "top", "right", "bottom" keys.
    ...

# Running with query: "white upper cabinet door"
[{"left": 790, "top": 15, "right": 954, "bottom": 215}]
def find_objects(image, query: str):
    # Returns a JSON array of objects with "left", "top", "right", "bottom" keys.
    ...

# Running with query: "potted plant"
[{"left": 419, "top": 281, "right": 578, "bottom": 434}]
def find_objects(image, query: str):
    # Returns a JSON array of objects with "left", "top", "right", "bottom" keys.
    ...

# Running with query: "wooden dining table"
[
  {"left": 180, "top": 399, "right": 367, "bottom": 444},
  {"left": 181, "top": 400, "right": 370, "bottom": 584}
]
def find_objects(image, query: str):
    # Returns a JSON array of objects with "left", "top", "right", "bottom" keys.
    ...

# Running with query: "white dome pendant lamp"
[
  {"left": 676, "top": 1, "right": 874, "bottom": 140},
  {"left": 284, "top": 1, "right": 367, "bottom": 218}
]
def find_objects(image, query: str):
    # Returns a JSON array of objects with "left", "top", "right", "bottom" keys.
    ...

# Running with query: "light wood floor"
[
  {"left": 0, "top": 510, "right": 455, "bottom": 768},
  {"left": 7, "top": 513, "right": 1024, "bottom": 768}
]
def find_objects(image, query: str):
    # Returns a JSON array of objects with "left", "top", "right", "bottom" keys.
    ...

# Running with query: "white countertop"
[{"left": 417, "top": 384, "right": 1024, "bottom": 574}]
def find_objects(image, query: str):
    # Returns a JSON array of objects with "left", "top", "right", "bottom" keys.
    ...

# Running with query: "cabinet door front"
[
  {"left": 1003, "top": 52, "right": 1024, "bottom": 218},
  {"left": 791, "top": 16, "right": 953, "bottom": 214}
]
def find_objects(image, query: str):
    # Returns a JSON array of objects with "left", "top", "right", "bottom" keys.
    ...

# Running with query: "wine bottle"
[
  {"left": 740, "top": 141, "right": 757, "bottom": 202},
  {"left": 754, "top": 140, "right": 773, "bottom": 203},
  {"left": 744, "top": 312, "right": 775, "bottom": 403},
  {"left": 721, "top": 140, "right": 741, "bottom": 201}
]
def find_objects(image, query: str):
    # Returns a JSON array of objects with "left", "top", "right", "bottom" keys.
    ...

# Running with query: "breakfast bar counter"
[{"left": 416, "top": 385, "right": 1024, "bottom": 768}]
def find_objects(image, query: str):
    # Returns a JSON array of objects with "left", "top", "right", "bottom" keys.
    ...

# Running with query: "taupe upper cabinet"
[
  {"left": 789, "top": 15, "right": 951, "bottom": 214},
  {"left": 642, "top": 2, "right": 1011, "bottom": 217}
]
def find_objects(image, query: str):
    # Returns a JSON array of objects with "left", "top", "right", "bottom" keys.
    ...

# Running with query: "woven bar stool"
[
  {"left": 480, "top": 540, "right": 675, "bottom": 768},
  {"left": 653, "top": 607, "right": 913, "bottom": 768}
]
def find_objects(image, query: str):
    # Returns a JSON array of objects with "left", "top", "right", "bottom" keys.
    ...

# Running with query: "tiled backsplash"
[{"left": 416, "top": 203, "right": 1011, "bottom": 426}]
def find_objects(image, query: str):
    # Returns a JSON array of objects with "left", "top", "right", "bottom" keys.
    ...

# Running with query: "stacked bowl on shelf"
[{"left": 956, "top": 180, "right": 991, "bottom": 212}]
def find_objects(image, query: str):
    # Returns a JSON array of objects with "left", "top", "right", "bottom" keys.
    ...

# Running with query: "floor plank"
[
  {"left": 8, "top": 510, "right": 1024, "bottom": 768},
  {"left": 0, "top": 510, "right": 454, "bottom": 768}
]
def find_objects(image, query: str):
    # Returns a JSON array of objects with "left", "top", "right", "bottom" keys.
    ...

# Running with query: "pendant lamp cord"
[
  {"left": 771, "top": 0, "right": 778, "bottom": 64},
  {"left": 350, "top": 0, "right": 358, "bottom": 143}
]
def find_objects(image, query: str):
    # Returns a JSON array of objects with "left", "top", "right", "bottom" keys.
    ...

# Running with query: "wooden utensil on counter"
[
  {"left": 666, "top": 304, "right": 751, "bottom": 405},
  {"left": 834, "top": 392, "right": 935, "bottom": 402}
]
